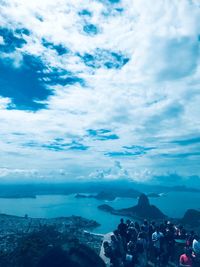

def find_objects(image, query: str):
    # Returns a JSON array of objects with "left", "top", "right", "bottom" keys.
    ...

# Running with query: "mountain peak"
[{"left": 138, "top": 193, "right": 150, "bottom": 207}]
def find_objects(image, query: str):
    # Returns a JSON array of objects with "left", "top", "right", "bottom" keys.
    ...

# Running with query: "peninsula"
[{"left": 98, "top": 193, "right": 166, "bottom": 220}]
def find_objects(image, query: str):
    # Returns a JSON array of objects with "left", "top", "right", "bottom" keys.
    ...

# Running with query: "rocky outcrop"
[
  {"left": 138, "top": 193, "right": 150, "bottom": 206},
  {"left": 98, "top": 194, "right": 166, "bottom": 220},
  {"left": 119, "top": 194, "right": 166, "bottom": 219}
]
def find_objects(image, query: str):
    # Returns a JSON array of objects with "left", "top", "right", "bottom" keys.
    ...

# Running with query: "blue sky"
[{"left": 0, "top": 0, "right": 200, "bottom": 184}]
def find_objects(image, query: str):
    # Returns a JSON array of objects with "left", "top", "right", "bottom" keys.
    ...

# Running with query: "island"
[{"left": 75, "top": 188, "right": 141, "bottom": 201}]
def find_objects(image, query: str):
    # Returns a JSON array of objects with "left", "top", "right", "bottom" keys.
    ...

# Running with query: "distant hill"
[
  {"left": 98, "top": 194, "right": 166, "bottom": 220},
  {"left": 98, "top": 204, "right": 115, "bottom": 213},
  {"left": 181, "top": 209, "right": 200, "bottom": 227},
  {"left": 75, "top": 188, "right": 141, "bottom": 201},
  {"left": 0, "top": 182, "right": 199, "bottom": 199},
  {"left": 119, "top": 194, "right": 166, "bottom": 219}
]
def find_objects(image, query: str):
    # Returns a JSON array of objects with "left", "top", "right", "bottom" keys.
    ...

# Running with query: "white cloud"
[
  {"left": 0, "top": 97, "right": 11, "bottom": 109},
  {"left": 0, "top": 167, "right": 38, "bottom": 178},
  {"left": 89, "top": 161, "right": 130, "bottom": 180},
  {"left": 0, "top": 0, "right": 200, "bottom": 183},
  {"left": 0, "top": 36, "right": 4, "bottom": 45}
]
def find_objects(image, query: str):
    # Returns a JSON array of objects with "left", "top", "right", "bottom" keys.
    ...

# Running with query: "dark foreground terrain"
[{"left": 0, "top": 214, "right": 104, "bottom": 267}]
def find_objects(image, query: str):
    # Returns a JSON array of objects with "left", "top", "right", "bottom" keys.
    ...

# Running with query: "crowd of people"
[{"left": 103, "top": 218, "right": 200, "bottom": 267}]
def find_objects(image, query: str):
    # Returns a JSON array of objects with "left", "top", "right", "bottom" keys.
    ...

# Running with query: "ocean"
[{"left": 0, "top": 192, "right": 199, "bottom": 234}]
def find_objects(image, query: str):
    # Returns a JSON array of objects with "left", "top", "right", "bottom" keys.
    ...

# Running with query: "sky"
[{"left": 0, "top": 0, "right": 200, "bottom": 184}]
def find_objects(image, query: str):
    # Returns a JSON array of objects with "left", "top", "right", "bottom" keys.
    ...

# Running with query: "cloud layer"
[{"left": 0, "top": 0, "right": 200, "bottom": 184}]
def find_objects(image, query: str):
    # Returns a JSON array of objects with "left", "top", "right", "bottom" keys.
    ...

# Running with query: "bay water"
[{"left": 0, "top": 192, "right": 199, "bottom": 234}]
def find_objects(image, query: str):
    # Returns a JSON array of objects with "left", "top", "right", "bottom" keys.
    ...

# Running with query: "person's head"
[
  {"left": 138, "top": 232, "right": 143, "bottom": 239},
  {"left": 103, "top": 241, "right": 109, "bottom": 248},
  {"left": 168, "top": 223, "right": 174, "bottom": 231},
  {"left": 126, "top": 219, "right": 131, "bottom": 225},
  {"left": 194, "top": 234, "right": 199, "bottom": 240},
  {"left": 160, "top": 223, "right": 165, "bottom": 230},
  {"left": 144, "top": 219, "right": 148, "bottom": 226},
  {"left": 181, "top": 228, "right": 186, "bottom": 235},
  {"left": 111, "top": 235, "right": 116, "bottom": 242},
  {"left": 120, "top": 218, "right": 124, "bottom": 223},
  {"left": 167, "top": 221, "right": 171, "bottom": 226},
  {"left": 155, "top": 226, "right": 160, "bottom": 233},
  {"left": 113, "top": 229, "right": 119, "bottom": 236},
  {"left": 179, "top": 225, "right": 183, "bottom": 230}
]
